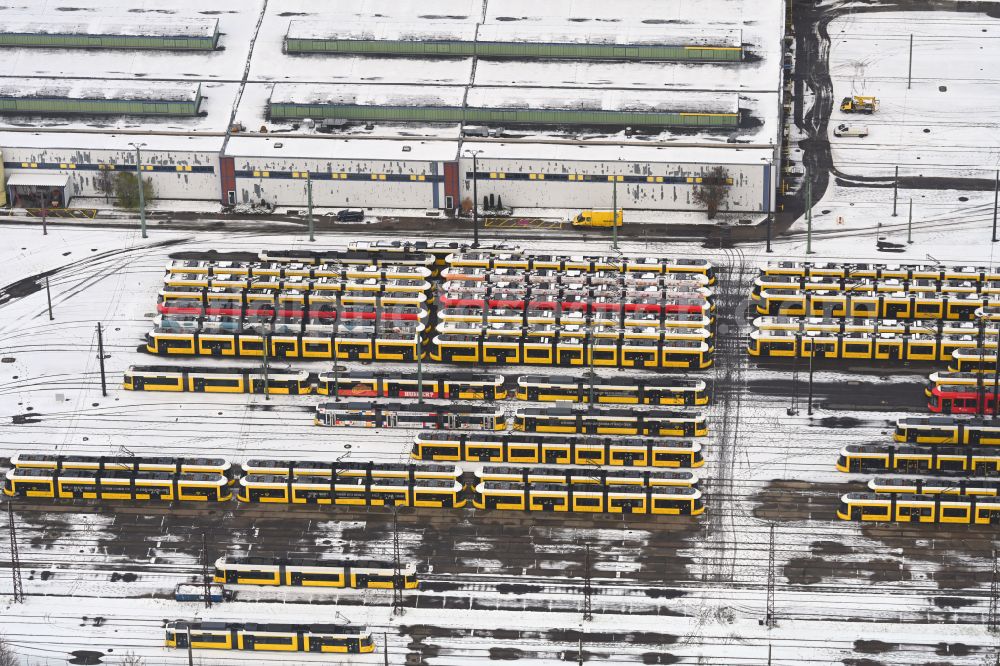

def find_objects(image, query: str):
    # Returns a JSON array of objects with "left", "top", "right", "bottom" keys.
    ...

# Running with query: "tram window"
[
  {"left": 305, "top": 342, "right": 328, "bottom": 353},
  {"left": 510, "top": 447, "right": 538, "bottom": 460},
  {"left": 243, "top": 341, "right": 263, "bottom": 351},
  {"left": 917, "top": 304, "right": 940, "bottom": 314},
  {"left": 577, "top": 450, "right": 602, "bottom": 460},
  {"left": 767, "top": 342, "right": 794, "bottom": 351},
  {"left": 942, "top": 507, "right": 968, "bottom": 518},
  {"left": 255, "top": 637, "right": 294, "bottom": 646},
  {"left": 593, "top": 351, "right": 616, "bottom": 361},
  {"left": 301, "top": 573, "right": 344, "bottom": 582},
  {"left": 526, "top": 349, "right": 550, "bottom": 359},
  {"left": 861, "top": 505, "right": 889, "bottom": 517},
  {"left": 193, "top": 633, "right": 228, "bottom": 644},
  {"left": 139, "top": 376, "right": 183, "bottom": 386},
  {"left": 203, "top": 378, "right": 241, "bottom": 388},
  {"left": 909, "top": 344, "right": 935, "bottom": 355},
  {"left": 575, "top": 497, "right": 601, "bottom": 507},
  {"left": 845, "top": 343, "right": 869, "bottom": 354}
]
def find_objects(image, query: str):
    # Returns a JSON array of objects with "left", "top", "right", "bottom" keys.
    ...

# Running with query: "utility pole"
[
  {"left": 577, "top": 638, "right": 584, "bottom": 666},
  {"left": 97, "top": 322, "right": 107, "bottom": 397},
  {"left": 186, "top": 625, "right": 194, "bottom": 666},
  {"left": 202, "top": 532, "right": 212, "bottom": 609},
  {"left": 384, "top": 632, "right": 389, "bottom": 666},
  {"left": 306, "top": 171, "right": 315, "bottom": 242},
  {"left": 907, "top": 34, "right": 914, "bottom": 89},
  {"left": 391, "top": 504, "right": 404, "bottom": 616},
  {"left": 807, "top": 348, "right": 816, "bottom": 416},
  {"left": 582, "top": 544, "right": 593, "bottom": 622},
  {"left": 805, "top": 178, "right": 814, "bottom": 254},
  {"left": 588, "top": 330, "right": 596, "bottom": 404},
  {"left": 892, "top": 165, "right": 899, "bottom": 217},
  {"left": 989, "top": 548, "right": 999, "bottom": 633},
  {"left": 416, "top": 331, "right": 424, "bottom": 404},
  {"left": 765, "top": 215, "right": 773, "bottom": 253},
  {"left": 787, "top": 335, "right": 799, "bottom": 416},
  {"left": 907, "top": 199, "right": 913, "bottom": 244},
  {"left": 7, "top": 500, "right": 24, "bottom": 603},
  {"left": 766, "top": 523, "right": 776, "bottom": 628},
  {"left": 993, "top": 353, "right": 999, "bottom": 418},
  {"left": 992, "top": 169, "right": 999, "bottom": 243},
  {"left": 876, "top": 223, "right": 882, "bottom": 250},
  {"left": 41, "top": 205, "right": 48, "bottom": 236},
  {"left": 464, "top": 150, "right": 482, "bottom": 248},
  {"left": 262, "top": 331, "right": 270, "bottom": 401},
  {"left": 333, "top": 361, "right": 341, "bottom": 402},
  {"left": 611, "top": 174, "right": 619, "bottom": 252},
  {"left": 129, "top": 142, "right": 148, "bottom": 238},
  {"left": 980, "top": 317, "right": 987, "bottom": 417},
  {"left": 46, "top": 276, "right": 54, "bottom": 320}
]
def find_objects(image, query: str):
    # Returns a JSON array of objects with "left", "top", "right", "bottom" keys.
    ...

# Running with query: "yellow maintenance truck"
[
  {"left": 840, "top": 96, "right": 879, "bottom": 114},
  {"left": 572, "top": 210, "right": 623, "bottom": 227}
]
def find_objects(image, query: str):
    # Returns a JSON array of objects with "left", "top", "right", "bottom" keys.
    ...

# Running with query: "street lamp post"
[
  {"left": 464, "top": 150, "right": 482, "bottom": 248},
  {"left": 306, "top": 171, "right": 314, "bottom": 242},
  {"left": 129, "top": 142, "right": 148, "bottom": 238},
  {"left": 611, "top": 172, "right": 619, "bottom": 252}
]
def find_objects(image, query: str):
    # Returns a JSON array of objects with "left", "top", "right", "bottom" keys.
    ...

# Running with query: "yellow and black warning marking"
[
  {"left": 25, "top": 208, "right": 98, "bottom": 219},
  {"left": 484, "top": 218, "right": 565, "bottom": 230}
]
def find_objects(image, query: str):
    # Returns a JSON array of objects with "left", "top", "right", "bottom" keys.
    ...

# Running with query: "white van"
[{"left": 834, "top": 123, "right": 869, "bottom": 138}]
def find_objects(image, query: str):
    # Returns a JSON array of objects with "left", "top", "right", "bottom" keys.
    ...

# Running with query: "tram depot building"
[{"left": 0, "top": 1, "right": 785, "bottom": 218}]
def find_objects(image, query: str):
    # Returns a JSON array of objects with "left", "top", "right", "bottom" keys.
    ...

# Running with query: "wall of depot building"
[
  {"left": 228, "top": 156, "right": 452, "bottom": 209},
  {"left": 460, "top": 157, "right": 774, "bottom": 214},
  {"left": 0, "top": 146, "right": 220, "bottom": 201},
  {"left": 230, "top": 155, "right": 774, "bottom": 213},
  {"left": 1, "top": 145, "right": 776, "bottom": 214}
]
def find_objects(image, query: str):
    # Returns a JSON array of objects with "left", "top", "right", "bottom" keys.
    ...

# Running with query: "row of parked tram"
[
  {"left": 165, "top": 621, "right": 375, "bottom": 654},
  {"left": 124, "top": 365, "right": 709, "bottom": 405},
  {"left": 2, "top": 453, "right": 704, "bottom": 516},
  {"left": 314, "top": 403, "right": 708, "bottom": 438},
  {"left": 760, "top": 261, "right": 1000, "bottom": 283},
  {"left": 838, "top": 417, "right": 1000, "bottom": 524}
]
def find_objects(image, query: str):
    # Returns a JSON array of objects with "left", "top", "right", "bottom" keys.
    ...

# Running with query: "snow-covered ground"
[
  {"left": 7, "top": 3, "right": 1000, "bottom": 665},
  {"left": 0, "top": 221, "right": 996, "bottom": 665},
  {"left": 794, "top": 7, "right": 1000, "bottom": 251}
]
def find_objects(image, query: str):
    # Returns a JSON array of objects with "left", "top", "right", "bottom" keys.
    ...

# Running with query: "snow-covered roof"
[
  {"left": 225, "top": 136, "right": 458, "bottom": 162},
  {"left": 467, "top": 86, "right": 739, "bottom": 114},
  {"left": 287, "top": 20, "right": 740, "bottom": 48},
  {"left": 0, "top": 131, "right": 225, "bottom": 153},
  {"left": 286, "top": 20, "right": 478, "bottom": 43},
  {"left": 0, "top": 17, "right": 219, "bottom": 39},
  {"left": 476, "top": 22, "right": 741, "bottom": 48},
  {"left": 5, "top": 172, "right": 70, "bottom": 187},
  {"left": 270, "top": 83, "right": 466, "bottom": 108},
  {"left": 0, "top": 78, "right": 201, "bottom": 103},
  {"left": 271, "top": 83, "right": 739, "bottom": 115}
]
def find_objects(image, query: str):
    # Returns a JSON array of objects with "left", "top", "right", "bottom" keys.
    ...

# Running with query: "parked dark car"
[{"left": 337, "top": 209, "right": 365, "bottom": 222}]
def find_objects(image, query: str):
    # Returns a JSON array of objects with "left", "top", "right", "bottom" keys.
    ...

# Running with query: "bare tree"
[
  {"left": 94, "top": 170, "right": 115, "bottom": 204},
  {"left": 117, "top": 652, "right": 145, "bottom": 666},
  {"left": 691, "top": 166, "right": 731, "bottom": 220},
  {"left": 0, "top": 635, "right": 20, "bottom": 666}
]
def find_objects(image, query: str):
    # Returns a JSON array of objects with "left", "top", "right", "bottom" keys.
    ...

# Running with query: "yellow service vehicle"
[
  {"left": 572, "top": 210, "right": 623, "bottom": 227},
  {"left": 840, "top": 96, "right": 879, "bottom": 114}
]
